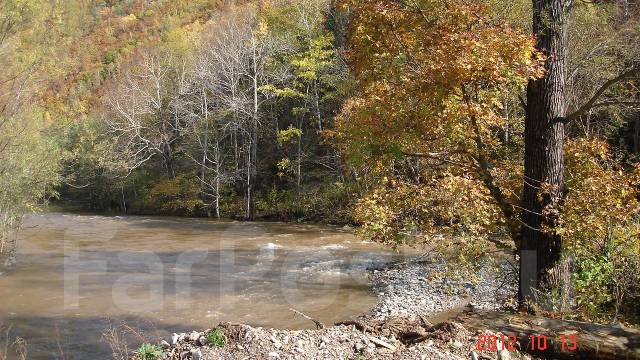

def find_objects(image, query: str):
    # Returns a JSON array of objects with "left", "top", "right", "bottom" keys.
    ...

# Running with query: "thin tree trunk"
[
  {"left": 121, "top": 185, "right": 127, "bottom": 214},
  {"left": 314, "top": 81, "right": 322, "bottom": 132},
  {"left": 248, "top": 42, "right": 259, "bottom": 221},
  {"left": 233, "top": 127, "right": 239, "bottom": 170},
  {"left": 214, "top": 139, "right": 221, "bottom": 219},
  {"left": 618, "top": 0, "right": 630, "bottom": 21},
  {"left": 520, "top": 0, "right": 572, "bottom": 306},
  {"left": 0, "top": 214, "right": 18, "bottom": 269},
  {"left": 246, "top": 137, "right": 252, "bottom": 219},
  {"left": 297, "top": 117, "right": 303, "bottom": 192},
  {"left": 633, "top": 117, "right": 640, "bottom": 154},
  {"left": 504, "top": 99, "right": 510, "bottom": 145},
  {"left": 202, "top": 88, "right": 209, "bottom": 201}
]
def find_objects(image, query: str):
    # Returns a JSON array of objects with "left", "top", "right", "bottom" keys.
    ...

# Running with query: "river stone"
[
  {"left": 189, "top": 331, "right": 200, "bottom": 342},
  {"left": 198, "top": 336, "right": 207, "bottom": 346},
  {"left": 497, "top": 348, "right": 511, "bottom": 360},
  {"left": 270, "top": 335, "right": 282, "bottom": 349},
  {"left": 191, "top": 349, "right": 202, "bottom": 360}
]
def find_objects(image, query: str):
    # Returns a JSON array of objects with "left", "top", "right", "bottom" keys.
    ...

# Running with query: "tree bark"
[
  {"left": 618, "top": 0, "right": 630, "bottom": 21},
  {"left": 455, "top": 310, "right": 640, "bottom": 360},
  {"left": 634, "top": 117, "right": 640, "bottom": 154},
  {"left": 214, "top": 138, "right": 221, "bottom": 219},
  {"left": 245, "top": 40, "right": 260, "bottom": 221},
  {"left": 520, "top": 0, "right": 572, "bottom": 306},
  {"left": 249, "top": 45, "right": 259, "bottom": 221}
]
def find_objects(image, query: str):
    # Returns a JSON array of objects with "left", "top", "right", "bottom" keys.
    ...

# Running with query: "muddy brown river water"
[{"left": 0, "top": 213, "right": 406, "bottom": 359}]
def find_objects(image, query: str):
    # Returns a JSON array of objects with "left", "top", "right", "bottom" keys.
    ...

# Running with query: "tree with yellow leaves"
[
  {"left": 337, "top": 0, "right": 640, "bottom": 321},
  {"left": 335, "top": 0, "right": 541, "bottom": 247}
]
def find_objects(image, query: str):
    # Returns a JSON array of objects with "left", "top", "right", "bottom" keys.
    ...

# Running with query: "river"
[{"left": 0, "top": 213, "right": 404, "bottom": 359}]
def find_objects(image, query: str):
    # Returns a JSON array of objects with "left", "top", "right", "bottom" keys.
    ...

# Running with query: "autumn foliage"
[
  {"left": 336, "top": 0, "right": 640, "bottom": 322},
  {"left": 559, "top": 139, "right": 640, "bottom": 320},
  {"left": 3, "top": 0, "right": 639, "bottom": 325},
  {"left": 335, "top": 0, "right": 542, "bottom": 247}
]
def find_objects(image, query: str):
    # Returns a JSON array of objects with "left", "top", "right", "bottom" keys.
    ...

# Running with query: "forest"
[{"left": 1, "top": 0, "right": 640, "bottom": 349}]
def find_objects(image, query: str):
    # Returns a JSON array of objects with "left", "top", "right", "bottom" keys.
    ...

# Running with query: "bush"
[
  {"left": 354, "top": 174, "right": 508, "bottom": 249},
  {"left": 255, "top": 182, "right": 355, "bottom": 223},
  {"left": 558, "top": 139, "right": 640, "bottom": 323},
  {"left": 136, "top": 343, "right": 163, "bottom": 360},
  {"left": 297, "top": 182, "right": 355, "bottom": 224},
  {"left": 207, "top": 329, "right": 225, "bottom": 347},
  {"left": 256, "top": 186, "right": 295, "bottom": 219},
  {"left": 140, "top": 175, "right": 204, "bottom": 216}
]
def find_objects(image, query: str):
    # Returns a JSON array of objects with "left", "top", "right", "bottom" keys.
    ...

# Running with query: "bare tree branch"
[{"left": 566, "top": 65, "right": 640, "bottom": 122}]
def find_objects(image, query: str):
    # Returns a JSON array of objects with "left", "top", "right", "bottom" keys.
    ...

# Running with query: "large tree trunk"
[{"left": 519, "top": 0, "right": 572, "bottom": 306}]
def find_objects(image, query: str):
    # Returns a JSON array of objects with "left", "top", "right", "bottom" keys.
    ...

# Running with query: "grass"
[
  {"left": 1, "top": 325, "right": 28, "bottom": 360},
  {"left": 207, "top": 329, "right": 226, "bottom": 347},
  {"left": 136, "top": 343, "right": 163, "bottom": 360}
]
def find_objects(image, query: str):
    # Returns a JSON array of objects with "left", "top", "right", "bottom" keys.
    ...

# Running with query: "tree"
[
  {"left": 195, "top": 8, "right": 275, "bottom": 220},
  {"left": 0, "top": 0, "right": 61, "bottom": 269},
  {"left": 519, "top": 0, "right": 573, "bottom": 305},
  {"left": 105, "top": 45, "right": 191, "bottom": 177},
  {"left": 520, "top": 0, "right": 640, "bottom": 305},
  {"left": 89, "top": 0, "right": 349, "bottom": 220},
  {"left": 337, "top": 0, "right": 640, "bottom": 317},
  {"left": 261, "top": 0, "right": 343, "bottom": 192},
  {"left": 336, "top": 0, "right": 541, "bottom": 249}
]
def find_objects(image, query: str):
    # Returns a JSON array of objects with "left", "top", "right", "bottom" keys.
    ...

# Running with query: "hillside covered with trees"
[{"left": 1, "top": 0, "right": 640, "bottom": 335}]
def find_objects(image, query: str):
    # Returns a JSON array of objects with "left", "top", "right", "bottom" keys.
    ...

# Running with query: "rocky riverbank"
[
  {"left": 143, "top": 256, "right": 532, "bottom": 360},
  {"left": 369, "top": 257, "right": 517, "bottom": 319}
]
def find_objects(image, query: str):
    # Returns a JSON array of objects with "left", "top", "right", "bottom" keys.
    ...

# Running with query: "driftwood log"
[
  {"left": 453, "top": 310, "right": 640, "bottom": 360},
  {"left": 335, "top": 309, "right": 639, "bottom": 359}
]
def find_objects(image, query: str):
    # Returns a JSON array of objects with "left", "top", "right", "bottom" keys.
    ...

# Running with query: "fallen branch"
[
  {"left": 368, "top": 336, "right": 397, "bottom": 351},
  {"left": 338, "top": 315, "right": 433, "bottom": 345},
  {"left": 289, "top": 308, "right": 325, "bottom": 329},
  {"left": 334, "top": 320, "right": 372, "bottom": 333}
]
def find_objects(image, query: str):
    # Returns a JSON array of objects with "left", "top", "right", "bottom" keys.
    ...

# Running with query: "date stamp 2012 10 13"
[{"left": 476, "top": 333, "right": 578, "bottom": 352}]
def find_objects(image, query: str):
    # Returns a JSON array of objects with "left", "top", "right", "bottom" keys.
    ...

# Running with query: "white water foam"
[{"left": 321, "top": 244, "right": 346, "bottom": 250}]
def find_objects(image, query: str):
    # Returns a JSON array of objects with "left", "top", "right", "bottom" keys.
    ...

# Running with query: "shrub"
[
  {"left": 142, "top": 175, "right": 204, "bottom": 216},
  {"left": 558, "top": 139, "right": 640, "bottom": 322},
  {"left": 207, "top": 329, "right": 225, "bottom": 347},
  {"left": 136, "top": 343, "right": 163, "bottom": 360},
  {"left": 255, "top": 182, "right": 355, "bottom": 223}
]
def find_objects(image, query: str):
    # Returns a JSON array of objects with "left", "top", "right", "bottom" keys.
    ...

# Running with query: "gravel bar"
[{"left": 144, "top": 256, "right": 524, "bottom": 360}]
